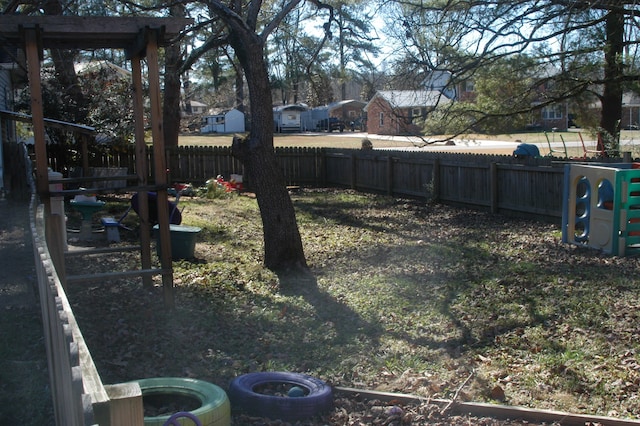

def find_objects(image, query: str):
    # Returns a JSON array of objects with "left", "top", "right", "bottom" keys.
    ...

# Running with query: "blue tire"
[{"left": 228, "top": 372, "right": 333, "bottom": 421}]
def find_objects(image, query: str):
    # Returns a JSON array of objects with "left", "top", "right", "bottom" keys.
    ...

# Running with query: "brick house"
[
  {"left": 446, "top": 69, "right": 572, "bottom": 131},
  {"left": 327, "top": 100, "right": 366, "bottom": 129},
  {"left": 364, "top": 90, "right": 450, "bottom": 135},
  {"left": 622, "top": 92, "right": 640, "bottom": 130},
  {"left": 529, "top": 76, "right": 570, "bottom": 130},
  {"left": 528, "top": 102, "right": 569, "bottom": 131}
]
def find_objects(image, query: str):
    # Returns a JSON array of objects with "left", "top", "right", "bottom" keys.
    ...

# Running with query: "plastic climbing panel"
[{"left": 562, "top": 163, "right": 640, "bottom": 256}]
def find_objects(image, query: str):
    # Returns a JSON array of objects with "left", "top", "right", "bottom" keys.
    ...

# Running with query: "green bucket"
[{"left": 153, "top": 224, "right": 201, "bottom": 259}]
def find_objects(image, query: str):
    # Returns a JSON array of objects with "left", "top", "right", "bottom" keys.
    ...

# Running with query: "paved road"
[{"left": 0, "top": 196, "right": 54, "bottom": 425}]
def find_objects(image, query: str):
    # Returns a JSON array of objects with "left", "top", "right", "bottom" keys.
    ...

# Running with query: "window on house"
[
  {"left": 464, "top": 80, "right": 475, "bottom": 92},
  {"left": 412, "top": 107, "right": 422, "bottom": 117},
  {"left": 379, "top": 112, "right": 384, "bottom": 126},
  {"left": 542, "top": 105, "right": 563, "bottom": 120},
  {"left": 544, "top": 80, "right": 556, "bottom": 91},
  {"left": 348, "top": 110, "right": 356, "bottom": 118}
]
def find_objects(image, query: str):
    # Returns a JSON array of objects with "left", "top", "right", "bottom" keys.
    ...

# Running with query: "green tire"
[{"left": 132, "top": 377, "right": 230, "bottom": 426}]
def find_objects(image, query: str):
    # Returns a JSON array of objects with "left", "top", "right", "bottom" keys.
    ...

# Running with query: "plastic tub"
[{"left": 153, "top": 224, "right": 201, "bottom": 259}]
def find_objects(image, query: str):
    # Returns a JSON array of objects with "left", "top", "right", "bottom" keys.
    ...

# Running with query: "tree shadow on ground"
[{"left": 276, "top": 268, "right": 383, "bottom": 347}]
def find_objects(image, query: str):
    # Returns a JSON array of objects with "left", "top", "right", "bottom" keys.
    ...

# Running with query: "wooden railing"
[
  {"left": 3, "top": 142, "right": 132, "bottom": 425},
  {"left": 28, "top": 168, "right": 143, "bottom": 424}
]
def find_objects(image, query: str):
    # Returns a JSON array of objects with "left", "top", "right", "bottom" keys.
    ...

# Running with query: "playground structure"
[
  {"left": 562, "top": 163, "right": 640, "bottom": 256},
  {"left": 1, "top": 14, "right": 193, "bottom": 425},
  {"left": 545, "top": 132, "right": 606, "bottom": 159}
]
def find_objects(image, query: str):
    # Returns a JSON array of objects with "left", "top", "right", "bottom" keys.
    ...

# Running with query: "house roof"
[
  {"left": 188, "top": 100, "right": 208, "bottom": 108},
  {"left": 206, "top": 108, "right": 243, "bottom": 117},
  {"left": 75, "top": 61, "right": 131, "bottom": 78},
  {"left": 623, "top": 92, "right": 640, "bottom": 107},
  {"left": 273, "top": 104, "right": 308, "bottom": 112},
  {"left": 327, "top": 99, "right": 366, "bottom": 111},
  {"left": 364, "top": 90, "right": 450, "bottom": 111}
]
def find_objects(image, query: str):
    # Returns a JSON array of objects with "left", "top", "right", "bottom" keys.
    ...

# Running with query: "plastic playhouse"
[{"left": 562, "top": 163, "right": 640, "bottom": 256}]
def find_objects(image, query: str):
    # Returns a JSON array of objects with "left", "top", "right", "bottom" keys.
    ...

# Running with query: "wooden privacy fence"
[
  {"left": 324, "top": 150, "right": 566, "bottom": 218},
  {"left": 173, "top": 146, "right": 568, "bottom": 220},
  {"left": 31, "top": 198, "right": 144, "bottom": 426},
  {"left": 42, "top": 144, "right": 628, "bottom": 221}
]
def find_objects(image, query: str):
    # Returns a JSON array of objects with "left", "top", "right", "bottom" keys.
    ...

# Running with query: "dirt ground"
[
  {"left": 0, "top": 196, "right": 54, "bottom": 426},
  {"left": 0, "top": 198, "right": 35, "bottom": 308}
]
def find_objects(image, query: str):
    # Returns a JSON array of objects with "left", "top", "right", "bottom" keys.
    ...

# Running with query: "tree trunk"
[
  {"left": 234, "top": 56, "right": 245, "bottom": 113},
  {"left": 598, "top": 8, "right": 624, "bottom": 153},
  {"left": 229, "top": 33, "right": 307, "bottom": 271},
  {"left": 44, "top": 0, "right": 86, "bottom": 118},
  {"left": 163, "top": 3, "right": 186, "bottom": 150},
  {"left": 44, "top": 0, "right": 88, "bottom": 171}
]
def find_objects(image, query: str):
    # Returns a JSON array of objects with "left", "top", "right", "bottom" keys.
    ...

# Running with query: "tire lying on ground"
[
  {"left": 228, "top": 372, "right": 334, "bottom": 421},
  {"left": 132, "top": 377, "right": 230, "bottom": 426}
]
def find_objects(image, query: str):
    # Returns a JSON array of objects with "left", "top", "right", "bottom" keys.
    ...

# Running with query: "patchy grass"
[{"left": 64, "top": 189, "right": 640, "bottom": 421}]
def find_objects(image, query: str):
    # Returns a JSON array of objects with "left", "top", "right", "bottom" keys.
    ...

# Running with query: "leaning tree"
[{"left": 180, "top": 0, "right": 342, "bottom": 271}]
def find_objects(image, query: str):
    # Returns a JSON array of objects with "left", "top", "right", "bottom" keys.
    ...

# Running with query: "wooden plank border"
[{"left": 335, "top": 387, "right": 640, "bottom": 426}]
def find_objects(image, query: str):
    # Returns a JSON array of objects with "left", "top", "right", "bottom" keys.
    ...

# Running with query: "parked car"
[
  {"left": 316, "top": 117, "right": 345, "bottom": 132},
  {"left": 349, "top": 117, "right": 365, "bottom": 131}
]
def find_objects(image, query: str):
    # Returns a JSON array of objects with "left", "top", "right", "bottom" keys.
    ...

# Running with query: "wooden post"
[
  {"left": 24, "top": 27, "right": 48, "bottom": 199},
  {"left": 490, "top": 162, "right": 498, "bottom": 214},
  {"left": 80, "top": 134, "right": 90, "bottom": 176},
  {"left": 351, "top": 153, "right": 357, "bottom": 190},
  {"left": 105, "top": 383, "right": 144, "bottom": 426},
  {"left": 131, "top": 54, "right": 153, "bottom": 289},
  {"left": 46, "top": 213, "right": 66, "bottom": 283},
  {"left": 387, "top": 155, "right": 393, "bottom": 196},
  {"left": 432, "top": 158, "right": 440, "bottom": 201},
  {"left": 317, "top": 148, "right": 324, "bottom": 187},
  {"left": 146, "top": 29, "right": 174, "bottom": 308}
]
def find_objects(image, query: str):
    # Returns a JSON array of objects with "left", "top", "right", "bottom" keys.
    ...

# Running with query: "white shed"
[
  {"left": 273, "top": 104, "right": 308, "bottom": 132},
  {"left": 201, "top": 108, "right": 245, "bottom": 133}
]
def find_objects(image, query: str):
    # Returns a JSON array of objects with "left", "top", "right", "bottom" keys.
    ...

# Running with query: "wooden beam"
[
  {"left": 66, "top": 268, "right": 168, "bottom": 284},
  {"left": 64, "top": 246, "right": 141, "bottom": 256},
  {"left": 335, "top": 387, "right": 640, "bottom": 426},
  {"left": 146, "top": 30, "right": 175, "bottom": 309},
  {"left": 0, "top": 109, "right": 95, "bottom": 134},
  {"left": 0, "top": 16, "right": 192, "bottom": 50},
  {"left": 104, "top": 383, "right": 143, "bottom": 426},
  {"left": 24, "top": 27, "right": 48, "bottom": 199},
  {"left": 131, "top": 54, "right": 153, "bottom": 289}
]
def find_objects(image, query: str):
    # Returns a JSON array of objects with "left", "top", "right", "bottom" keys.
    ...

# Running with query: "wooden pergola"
[{"left": 0, "top": 16, "right": 192, "bottom": 308}]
